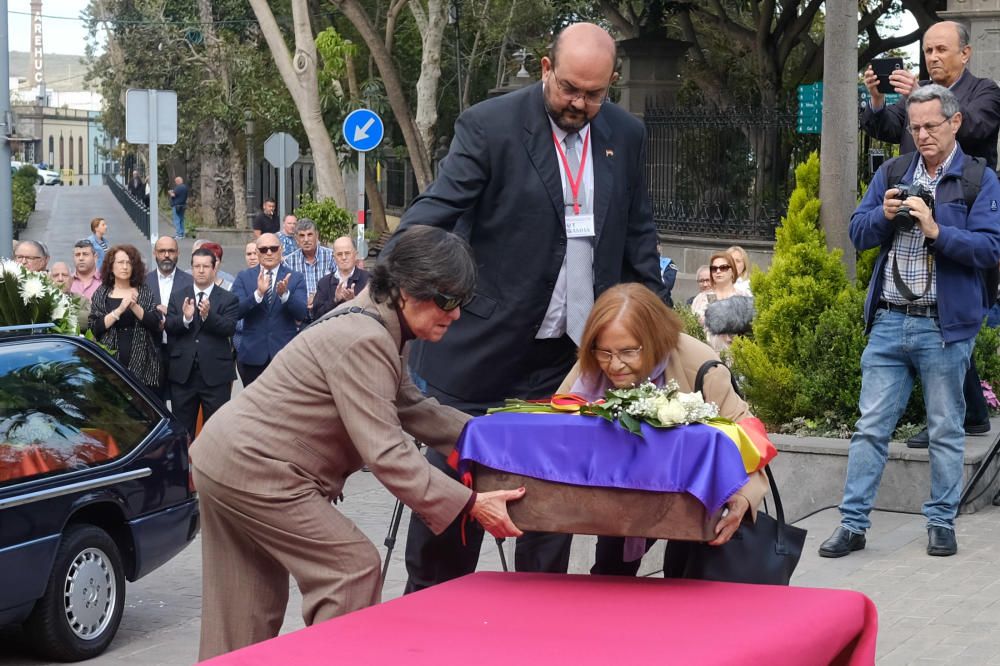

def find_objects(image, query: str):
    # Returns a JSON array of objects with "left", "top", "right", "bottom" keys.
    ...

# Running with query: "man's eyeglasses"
[
  {"left": 592, "top": 347, "right": 643, "bottom": 365},
  {"left": 432, "top": 291, "right": 471, "bottom": 312},
  {"left": 15, "top": 255, "right": 43, "bottom": 262},
  {"left": 551, "top": 69, "right": 609, "bottom": 107},
  {"left": 905, "top": 116, "right": 954, "bottom": 136},
  {"left": 697, "top": 278, "right": 712, "bottom": 285},
  {"left": 257, "top": 246, "right": 281, "bottom": 254},
  {"left": 710, "top": 264, "right": 732, "bottom": 273}
]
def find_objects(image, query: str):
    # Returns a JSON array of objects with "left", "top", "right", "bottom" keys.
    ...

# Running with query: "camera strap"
[{"left": 891, "top": 251, "right": 933, "bottom": 302}]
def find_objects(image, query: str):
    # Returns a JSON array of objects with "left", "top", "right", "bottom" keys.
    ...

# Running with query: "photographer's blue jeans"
[{"left": 839, "top": 309, "right": 973, "bottom": 533}]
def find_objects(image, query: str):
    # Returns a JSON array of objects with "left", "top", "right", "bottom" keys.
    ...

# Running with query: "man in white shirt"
[{"left": 145, "top": 236, "right": 193, "bottom": 400}]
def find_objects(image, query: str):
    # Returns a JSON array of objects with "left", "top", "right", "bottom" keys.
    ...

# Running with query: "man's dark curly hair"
[
  {"left": 99, "top": 244, "right": 146, "bottom": 288},
  {"left": 370, "top": 226, "right": 476, "bottom": 307}
]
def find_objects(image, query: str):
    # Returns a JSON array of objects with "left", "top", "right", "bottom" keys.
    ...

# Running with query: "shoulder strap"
[
  {"left": 693, "top": 359, "right": 743, "bottom": 399},
  {"left": 961, "top": 156, "right": 986, "bottom": 209},
  {"left": 302, "top": 305, "right": 386, "bottom": 333},
  {"left": 883, "top": 153, "right": 915, "bottom": 189}
]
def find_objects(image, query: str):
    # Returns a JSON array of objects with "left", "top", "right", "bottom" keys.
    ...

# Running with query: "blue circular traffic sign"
[{"left": 343, "top": 109, "right": 385, "bottom": 152}]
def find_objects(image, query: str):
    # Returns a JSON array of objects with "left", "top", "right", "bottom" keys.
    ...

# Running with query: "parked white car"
[{"left": 9, "top": 161, "right": 62, "bottom": 186}]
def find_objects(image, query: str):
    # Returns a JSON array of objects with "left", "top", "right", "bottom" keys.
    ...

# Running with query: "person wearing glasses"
[
  {"left": 13, "top": 240, "right": 48, "bottom": 272},
  {"left": 690, "top": 251, "right": 752, "bottom": 352},
  {"left": 396, "top": 21, "right": 666, "bottom": 590},
  {"left": 820, "top": 84, "right": 1000, "bottom": 560},
  {"left": 190, "top": 227, "right": 525, "bottom": 659},
  {"left": 557, "top": 283, "right": 769, "bottom": 577},
  {"left": 861, "top": 21, "right": 999, "bottom": 448},
  {"left": 231, "top": 233, "right": 308, "bottom": 386},
  {"left": 686, "top": 265, "right": 712, "bottom": 306},
  {"left": 88, "top": 244, "right": 162, "bottom": 392}
]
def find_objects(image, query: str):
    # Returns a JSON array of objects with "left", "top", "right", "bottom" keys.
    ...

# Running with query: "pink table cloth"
[{"left": 201, "top": 572, "right": 877, "bottom": 665}]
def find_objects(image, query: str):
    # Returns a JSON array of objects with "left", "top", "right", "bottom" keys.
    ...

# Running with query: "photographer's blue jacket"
[{"left": 850, "top": 144, "right": 1000, "bottom": 343}]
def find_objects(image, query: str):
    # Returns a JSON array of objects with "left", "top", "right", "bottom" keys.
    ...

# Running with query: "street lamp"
[{"left": 245, "top": 111, "right": 255, "bottom": 229}]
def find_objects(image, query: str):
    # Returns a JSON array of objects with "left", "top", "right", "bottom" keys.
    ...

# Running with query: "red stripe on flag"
[{"left": 737, "top": 416, "right": 778, "bottom": 470}]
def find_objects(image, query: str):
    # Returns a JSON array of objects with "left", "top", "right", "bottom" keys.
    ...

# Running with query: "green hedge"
[
  {"left": 12, "top": 165, "right": 38, "bottom": 234},
  {"left": 293, "top": 196, "right": 353, "bottom": 244}
]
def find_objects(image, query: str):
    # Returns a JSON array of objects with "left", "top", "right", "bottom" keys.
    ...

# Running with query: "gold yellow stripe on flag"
[{"left": 705, "top": 420, "right": 761, "bottom": 474}]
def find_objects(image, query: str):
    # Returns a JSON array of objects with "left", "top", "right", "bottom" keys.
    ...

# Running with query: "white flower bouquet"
[
  {"left": 0, "top": 259, "right": 79, "bottom": 334},
  {"left": 590, "top": 380, "right": 720, "bottom": 436}
]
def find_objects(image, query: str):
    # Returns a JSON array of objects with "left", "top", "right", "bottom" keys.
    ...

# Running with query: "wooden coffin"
[{"left": 474, "top": 465, "right": 723, "bottom": 542}]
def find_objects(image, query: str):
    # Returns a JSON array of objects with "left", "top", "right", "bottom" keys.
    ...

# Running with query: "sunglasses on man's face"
[
  {"left": 257, "top": 246, "right": 281, "bottom": 254},
  {"left": 432, "top": 291, "right": 471, "bottom": 312}
]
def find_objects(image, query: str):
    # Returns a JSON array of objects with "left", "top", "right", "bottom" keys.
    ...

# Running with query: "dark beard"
[{"left": 543, "top": 89, "right": 590, "bottom": 133}]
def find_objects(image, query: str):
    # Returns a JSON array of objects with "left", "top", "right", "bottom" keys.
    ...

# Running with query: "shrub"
[
  {"left": 674, "top": 304, "right": 707, "bottom": 343},
  {"left": 12, "top": 166, "right": 38, "bottom": 233},
  {"left": 294, "top": 196, "right": 353, "bottom": 243},
  {"left": 731, "top": 152, "right": 869, "bottom": 428}
]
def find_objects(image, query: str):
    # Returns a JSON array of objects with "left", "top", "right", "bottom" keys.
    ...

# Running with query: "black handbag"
[
  {"left": 663, "top": 465, "right": 806, "bottom": 585},
  {"left": 662, "top": 360, "right": 807, "bottom": 585}
]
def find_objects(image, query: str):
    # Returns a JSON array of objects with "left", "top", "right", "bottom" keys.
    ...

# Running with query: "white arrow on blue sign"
[{"left": 343, "top": 108, "right": 385, "bottom": 153}]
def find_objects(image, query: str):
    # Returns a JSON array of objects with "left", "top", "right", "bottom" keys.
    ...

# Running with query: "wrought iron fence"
[
  {"left": 104, "top": 173, "right": 150, "bottom": 237},
  {"left": 645, "top": 104, "right": 817, "bottom": 241}
]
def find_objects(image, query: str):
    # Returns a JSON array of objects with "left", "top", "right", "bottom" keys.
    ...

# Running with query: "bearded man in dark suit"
[{"left": 396, "top": 22, "right": 666, "bottom": 591}]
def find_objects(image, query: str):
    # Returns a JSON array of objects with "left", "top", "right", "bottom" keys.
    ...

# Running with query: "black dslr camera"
[{"left": 891, "top": 182, "right": 934, "bottom": 232}]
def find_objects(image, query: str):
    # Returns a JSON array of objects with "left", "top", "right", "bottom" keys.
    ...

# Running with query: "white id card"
[{"left": 566, "top": 214, "right": 595, "bottom": 238}]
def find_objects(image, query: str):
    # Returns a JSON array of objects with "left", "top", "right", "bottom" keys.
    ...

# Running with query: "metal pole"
[
  {"left": 0, "top": 0, "right": 14, "bottom": 256},
  {"left": 278, "top": 165, "right": 287, "bottom": 222},
  {"left": 357, "top": 152, "right": 367, "bottom": 258},
  {"left": 148, "top": 92, "right": 159, "bottom": 268},
  {"left": 245, "top": 117, "right": 254, "bottom": 229}
]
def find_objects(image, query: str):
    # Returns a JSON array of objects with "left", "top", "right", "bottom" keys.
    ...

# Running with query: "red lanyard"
[{"left": 553, "top": 130, "right": 589, "bottom": 215}]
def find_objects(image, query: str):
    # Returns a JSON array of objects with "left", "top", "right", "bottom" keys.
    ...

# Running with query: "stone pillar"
[
  {"left": 616, "top": 36, "right": 688, "bottom": 115},
  {"left": 819, "top": 0, "right": 858, "bottom": 278},
  {"left": 942, "top": 1, "right": 1000, "bottom": 83}
]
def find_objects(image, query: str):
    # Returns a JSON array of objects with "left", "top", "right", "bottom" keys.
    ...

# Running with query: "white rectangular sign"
[{"left": 125, "top": 89, "right": 178, "bottom": 145}]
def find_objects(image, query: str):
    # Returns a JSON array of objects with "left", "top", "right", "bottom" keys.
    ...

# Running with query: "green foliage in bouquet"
[
  {"left": 730, "top": 152, "right": 869, "bottom": 428},
  {"left": 0, "top": 261, "right": 79, "bottom": 334},
  {"left": 294, "top": 196, "right": 353, "bottom": 243}
]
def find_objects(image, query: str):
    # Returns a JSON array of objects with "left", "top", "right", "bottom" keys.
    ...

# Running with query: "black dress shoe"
[
  {"left": 927, "top": 526, "right": 957, "bottom": 556},
  {"left": 965, "top": 421, "right": 992, "bottom": 436},
  {"left": 906, "top": 429, "right": 929, "bottom": 449},
  {"left": 819, "top": 526, "right": 866, "bottom": 558}
]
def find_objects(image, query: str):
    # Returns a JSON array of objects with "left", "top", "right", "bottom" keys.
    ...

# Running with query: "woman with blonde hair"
[
  {"left": 726, "top": 245, "right": 752, "bottom": 293},
  {"left": 558, "top": 282, "right": 770, "bottom": 577},
  {"left": 690, "top": 250, "right": 753, "bottom": 351}
]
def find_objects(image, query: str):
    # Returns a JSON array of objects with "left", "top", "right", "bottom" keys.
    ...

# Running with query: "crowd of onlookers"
[
  {"left": 662, "top": 245, "right": 754, "bottom": 352},
  {"left": 10, "top": 201, "right": 368, "bottom": 440}
]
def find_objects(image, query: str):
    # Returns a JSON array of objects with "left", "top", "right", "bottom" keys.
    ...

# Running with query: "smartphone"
[{"left": 871, "top": 57, "right": 904, "bottom": 94}]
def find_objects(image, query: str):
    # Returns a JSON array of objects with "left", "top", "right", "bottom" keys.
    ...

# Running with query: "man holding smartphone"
[
  {"left": 862, "top": 21, "right": 1000, "bottom": 169},
  {"left": 862, "top": 20, "right": 1000, "bottom": 448}
]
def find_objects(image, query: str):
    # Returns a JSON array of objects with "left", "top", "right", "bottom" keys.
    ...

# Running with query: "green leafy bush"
[
  {"left": 674, "top": 304, "right": 707, "bottom": 343},
  {"left": 294, "top": 196, "right": 353, "bottom": 244},
  {"left": 12, "top": 166, "right": 38, "bottom": 233},
  {"left": 730, "top": 152, "right": 868, "bottom": 428}
]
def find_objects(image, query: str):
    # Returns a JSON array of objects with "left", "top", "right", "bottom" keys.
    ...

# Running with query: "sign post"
[
  {"left": 263, "top": 132, "right": 300, "bottom": 220},
  {"left": 126, "top": 89, "right": 178, "bottom": 263},
  {"left": 342, "top": 109, "right": 385, "bottom": 259}
]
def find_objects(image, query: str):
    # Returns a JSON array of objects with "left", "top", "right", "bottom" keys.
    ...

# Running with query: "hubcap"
[{"left": 63, "top": 547, "right": 117, "bottom": 640}]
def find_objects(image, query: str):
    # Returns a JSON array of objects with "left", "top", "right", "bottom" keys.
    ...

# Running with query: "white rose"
[{"left": 657, "top": 398, "right": 687, "bottom": 425}]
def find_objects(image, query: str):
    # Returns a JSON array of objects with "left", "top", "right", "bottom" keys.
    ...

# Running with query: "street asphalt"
[{"left": 5, "top": 185, "right": 1000, "bottom": 665}]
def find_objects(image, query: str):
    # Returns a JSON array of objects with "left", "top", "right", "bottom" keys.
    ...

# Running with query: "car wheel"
[
  {"left": 24, "top": 524, "right": 126, "bottom": 662},
  {"left": 36, "top": 176, "right": 44, "bottom": 186}
]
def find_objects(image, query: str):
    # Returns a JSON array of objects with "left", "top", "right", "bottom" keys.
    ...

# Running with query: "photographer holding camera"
[{"left": 820, "top": 84, "right": 1000, "bottom": 560}]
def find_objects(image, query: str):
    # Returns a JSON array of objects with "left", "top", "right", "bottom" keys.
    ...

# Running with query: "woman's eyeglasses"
[
  {"left": 710, "top": 264, "right": 732, "bottom": 273},
  {"left": 591, "top": 347, "right": 643, "bottom": 364},
  {"left": 432, "top": 291, "right": 470, "bottom": 312},
  {"left": 257, "top": 245, "right": 281, "bottom": 254}
]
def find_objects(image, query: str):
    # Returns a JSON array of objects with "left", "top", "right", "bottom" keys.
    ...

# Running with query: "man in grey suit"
[
  {"left": 397, "top": 22, "right": 666, "bottom": 590},
  {"left": 145, "top": 235, "right": 192, "bottom": 401}
]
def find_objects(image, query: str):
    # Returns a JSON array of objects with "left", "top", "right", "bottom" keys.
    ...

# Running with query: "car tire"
[
  {"left": 36, "top": 176, "right": 43, "bottom": 186},
  {"left": 24, "top": 524, "right": 126, "bottom": 662}
]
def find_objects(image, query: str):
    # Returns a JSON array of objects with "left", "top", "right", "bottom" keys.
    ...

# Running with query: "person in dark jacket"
[{"left": 311, "top": 236, "right": 370, "bottom": 319}]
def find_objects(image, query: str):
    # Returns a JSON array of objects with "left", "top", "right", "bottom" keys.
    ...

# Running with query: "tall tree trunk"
[
  {"left": 230, "top": 142, "right": 247, "bottom": 229},
  {"left": 409, "top": 0, "right": 447, "bottom": 156},
  {"left": 332, "top": 0, "right": 434, "bottom": 191},
  {"left": 248, "top": 0, "right": 349, "bottom": 206}
]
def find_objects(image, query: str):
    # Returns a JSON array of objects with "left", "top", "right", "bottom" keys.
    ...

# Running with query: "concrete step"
[{"left": 771, "top": 417, "right": 1000, "bottom": 523}]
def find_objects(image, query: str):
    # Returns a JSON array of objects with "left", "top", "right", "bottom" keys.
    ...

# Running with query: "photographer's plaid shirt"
[{"left": 881, "top": 143, "right": 958, "bottom": 306}]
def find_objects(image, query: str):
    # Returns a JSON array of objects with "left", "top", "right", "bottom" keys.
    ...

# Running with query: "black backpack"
[{"left": 882, "top": 153, "right": 999, "bottom": 306}]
